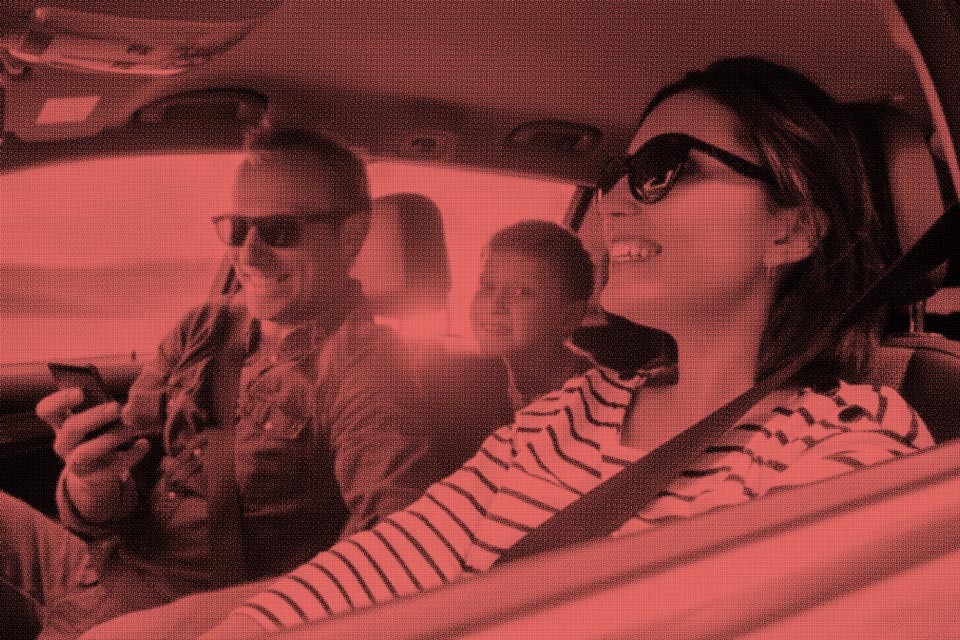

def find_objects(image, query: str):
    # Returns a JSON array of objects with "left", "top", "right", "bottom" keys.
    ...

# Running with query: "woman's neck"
[
  {"left": 667, "top": 317, "right": 762, "bottom": 407},
  {"left": 622, "top": 285, "right": 773, "bottom": 451},
  {"left": 656, "top": 278, "right": 774, "bottom": 403}
]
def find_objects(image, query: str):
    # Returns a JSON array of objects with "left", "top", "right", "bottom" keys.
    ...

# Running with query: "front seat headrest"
[
  {"left": 849, "top": 103, "right": 949, "bottom": 304},
  {"left": 351, "top": 192, "right": 452, "bottom": 316}
]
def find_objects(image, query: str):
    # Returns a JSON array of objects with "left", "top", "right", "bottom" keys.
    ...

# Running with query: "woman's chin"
[{"left": 599, "top": 282, "right": 668, "bottom": 326}]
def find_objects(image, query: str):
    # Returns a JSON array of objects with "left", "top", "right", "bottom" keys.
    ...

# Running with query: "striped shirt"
[{"left": 235, "top": 367, "right": 933, "bottom": 631}]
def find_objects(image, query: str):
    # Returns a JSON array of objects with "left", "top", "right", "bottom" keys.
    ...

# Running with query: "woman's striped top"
[{"left": 235, "top": 367, "right": 933, "bottom": 631}]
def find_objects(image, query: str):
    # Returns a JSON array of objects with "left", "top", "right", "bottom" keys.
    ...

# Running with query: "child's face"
[{"left": 470, "top": 249, "right": 579, "bottom": 358}]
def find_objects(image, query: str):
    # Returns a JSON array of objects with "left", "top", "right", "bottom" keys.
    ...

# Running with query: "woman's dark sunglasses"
[
  {"left": 211, "top": 211, "right": 353, "bottom": 248},
  {"left": 596, "top": 132, "right": 778, "bottom": 204}
]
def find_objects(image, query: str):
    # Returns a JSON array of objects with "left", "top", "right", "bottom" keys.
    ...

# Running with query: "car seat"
[
  {"left": 0, "top": 584, "right": 41, "bottom": 640},
  {"left": 351, "top": 192, "right": 452, "bottom": 338},
  {"left": 852, "top": 103, "right": 960, "bottom": 443},
  {"left": 352, "top": 193, "right": 508, "bottom": 474},
  {"left": 361, "top": 193, "right": 535, "bottom": 473}
]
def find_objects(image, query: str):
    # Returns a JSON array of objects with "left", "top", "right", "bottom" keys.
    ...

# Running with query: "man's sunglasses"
[
  {"left": 211, "top": 211, "right": 354, "bottom": 248},
  {"left": 596, "top": 132, "right": 778, "bottom": 204}
]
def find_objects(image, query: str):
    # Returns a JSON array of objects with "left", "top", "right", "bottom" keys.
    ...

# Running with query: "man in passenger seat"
[{"left": 1, "top": 125, "right": 438, "bottom": 639}]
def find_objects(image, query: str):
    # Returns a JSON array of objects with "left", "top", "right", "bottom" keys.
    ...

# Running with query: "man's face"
[{"left": 227, "top": 156, "right": 364, "bottom": 326}]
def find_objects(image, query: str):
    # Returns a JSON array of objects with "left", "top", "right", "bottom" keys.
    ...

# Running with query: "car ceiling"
[{"left": 0, "top": 0, "right": 928, "bottom": 185}]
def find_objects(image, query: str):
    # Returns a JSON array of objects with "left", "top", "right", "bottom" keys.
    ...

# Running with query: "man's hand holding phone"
[{"left": 38, "top": 365, "right": 151, "bottom": 524}]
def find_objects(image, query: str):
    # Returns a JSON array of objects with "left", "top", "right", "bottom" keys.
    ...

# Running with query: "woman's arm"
[
  {"left": 198, "top": 612, "right": 265, "bottom": 640},
  {"left": 212, "top": 424, "right": 517, "bottom": 635}
]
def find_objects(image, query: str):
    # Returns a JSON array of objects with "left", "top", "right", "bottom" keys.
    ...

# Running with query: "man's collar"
[{"left": 242, "top": 279, "right": 367, "bottom": 358}]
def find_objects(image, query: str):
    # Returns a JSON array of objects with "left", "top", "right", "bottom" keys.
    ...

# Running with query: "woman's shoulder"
[
  {"left": 769, "top": 381, "right": 929, "bottom": 443},
  {"left": 523, "top": 366, "right": 641, "bottom": 416},
  {"left": 503, "top": 366, "right": 639, "bottom": 445},
  {"left": 709, "top": 381, "right": 933, "bottom": 461},
  {"left": 720, "top": 381, "right": 934, "bottom": 476},
  {"left": 699, "top": 382, "right": 935, "bottom": 497}
]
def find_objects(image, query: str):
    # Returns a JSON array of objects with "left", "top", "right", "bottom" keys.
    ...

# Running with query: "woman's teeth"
[{"left": 609, "top": 239, "right": 663, "bottom": 263}]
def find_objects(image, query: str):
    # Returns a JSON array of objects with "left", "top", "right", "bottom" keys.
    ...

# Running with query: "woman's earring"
[
  {"left": 762, "top": 254, "right": 776, "bottom": 279},
  {"left": 765, "top": 231, "right": 814, "bottom": 275}
]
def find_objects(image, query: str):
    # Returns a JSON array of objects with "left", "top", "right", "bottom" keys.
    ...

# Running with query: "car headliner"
[{"left": 0, "top": 0, "right": 929, "bottom": 185}]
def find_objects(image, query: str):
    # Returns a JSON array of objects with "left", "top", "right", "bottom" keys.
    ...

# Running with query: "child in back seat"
[
  {"left": 416, "top": 220, "right": 596, "bottom": 478},
  {"left": 470, "top": 220, "right": 595, "bottom": 412}
]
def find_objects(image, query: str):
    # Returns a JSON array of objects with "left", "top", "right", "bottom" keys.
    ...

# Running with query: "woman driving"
[{"left": 85, "top": 56, "right": 935, "bottom": 640}]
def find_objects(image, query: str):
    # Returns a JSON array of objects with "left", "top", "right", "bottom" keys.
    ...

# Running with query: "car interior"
[
  {"left": 0, "top": 0, "right": 959, "bottom": 637},
  {"left": 854, "top": 103, "right": 960, "bottom": 444}
]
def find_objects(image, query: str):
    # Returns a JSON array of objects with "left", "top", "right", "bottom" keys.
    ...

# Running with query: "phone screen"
[
  {"left": 48, "top": 363, "right": 115, "bottom": 411},
  {"left": 47, "top": 363, "right": 122, "bottom": 442}
]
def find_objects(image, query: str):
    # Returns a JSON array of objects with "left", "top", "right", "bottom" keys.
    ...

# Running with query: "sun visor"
[{"left": 0, "top": 4, "right": 273, "bottom": 75}]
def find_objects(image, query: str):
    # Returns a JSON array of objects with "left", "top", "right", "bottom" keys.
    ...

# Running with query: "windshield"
[{"left": 0, "top": 154, "right": 575, "bottom": 364}]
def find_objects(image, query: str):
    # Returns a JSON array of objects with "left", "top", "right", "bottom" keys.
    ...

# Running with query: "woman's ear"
[{"left": 763, "top": 206, "right": 821, "bottom": 268}]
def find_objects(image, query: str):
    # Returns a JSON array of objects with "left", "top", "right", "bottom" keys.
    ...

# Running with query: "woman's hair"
[
  {"left": 486, "top": 220, "right": 595, "bottom": 303},
  {"left": 642, "top": 57, "right": 899, "bottom": 383}
]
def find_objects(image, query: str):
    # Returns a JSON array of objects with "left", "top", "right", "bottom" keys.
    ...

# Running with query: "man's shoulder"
[
  {"left": 337, "top": 310, "right": 407, "bottom": 360},
  {"left": 137, "top": 297, "right": 242, "bottom": 366}
]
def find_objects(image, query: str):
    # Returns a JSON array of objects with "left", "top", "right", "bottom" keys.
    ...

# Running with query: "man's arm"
[
  {"left": 52, "top": 307, "right": 202, "bottom": 538},
  {"left": 325, "top": 343, "right": 439, "bottom": 537}
]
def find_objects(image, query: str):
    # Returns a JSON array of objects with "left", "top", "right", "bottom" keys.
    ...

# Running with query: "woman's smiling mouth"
[{"left": 608, "top": 238, "right": 663, "bottom": 263}]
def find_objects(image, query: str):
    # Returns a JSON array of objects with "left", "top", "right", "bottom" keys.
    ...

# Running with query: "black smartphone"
[{"left": 47, "top": 362, "right": 123, "bottom": 443}]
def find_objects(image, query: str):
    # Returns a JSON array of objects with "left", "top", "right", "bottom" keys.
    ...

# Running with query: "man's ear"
[
  {"left": 763, "top": 206, "right": 821, "bottom": 268},
  {"left": 338, "top": 210, "right": 370, "bottom": 261}
]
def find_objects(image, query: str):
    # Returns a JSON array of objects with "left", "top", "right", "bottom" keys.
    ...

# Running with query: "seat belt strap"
[
  {"left": 204, "top": 305, "right": 249, "bottom": 585},
  {"left": 496, "top": 202, "right": 960, "bottom": 565}
]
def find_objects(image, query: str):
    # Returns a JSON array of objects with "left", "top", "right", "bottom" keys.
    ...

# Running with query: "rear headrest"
[
  {"left": 351, "top": 192, "right": 452, "bottom": 316},
  {"left": 848, "top": 103, "right": 948, "bottom": 302}
]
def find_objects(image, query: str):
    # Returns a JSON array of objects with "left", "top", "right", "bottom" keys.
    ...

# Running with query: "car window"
[
  {"left": 0, "top": 153, "right": 241, "bottom": 364},
  {"left": 0, "top": 155, "right": 574, "bottom": 364}
]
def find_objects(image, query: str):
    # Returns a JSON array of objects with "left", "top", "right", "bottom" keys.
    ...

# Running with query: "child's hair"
[{"left": 486, "top": 220, "right": 595, "bottom": 302}]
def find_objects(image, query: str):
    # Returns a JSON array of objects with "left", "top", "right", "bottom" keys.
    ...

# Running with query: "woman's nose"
[
  {"left": 593, "top": 179, "right": 642, "bottom": 218},
  {"left": 594, "top": 182, "right": 657, "bottom": 243}
]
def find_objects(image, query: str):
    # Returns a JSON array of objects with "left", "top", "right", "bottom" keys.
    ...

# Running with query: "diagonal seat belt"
[
  {"left": 496, "top": 202, "right": 960, "bottom": 565},
  {"left": 204, "top": 305, "right": 249, "bottom": 586}
]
